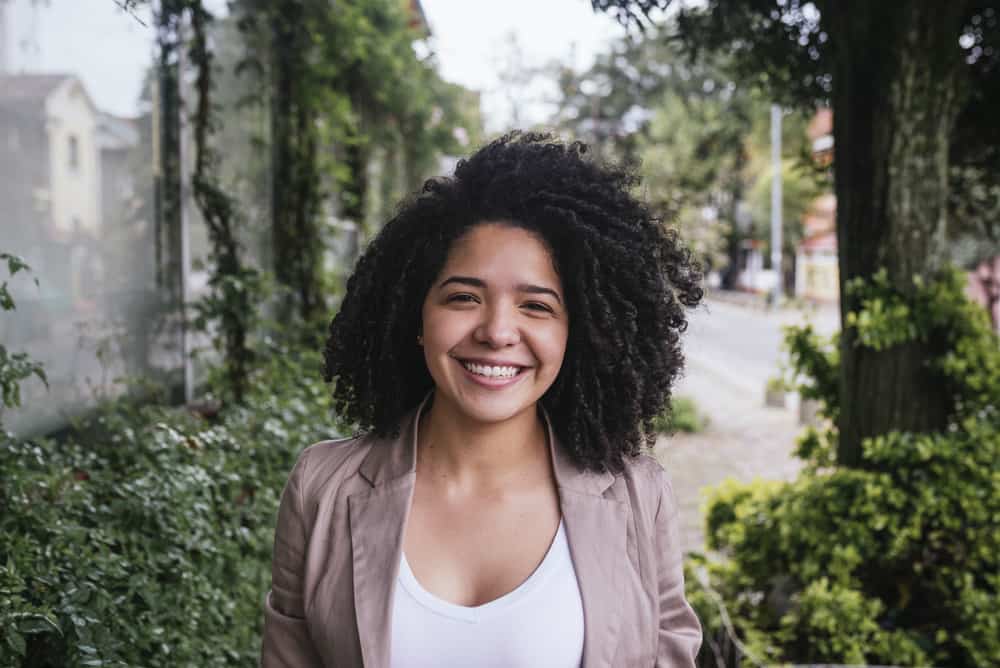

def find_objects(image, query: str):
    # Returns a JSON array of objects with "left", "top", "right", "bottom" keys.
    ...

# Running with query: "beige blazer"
[{"left": 260, "top": 399, "right": 702, "bottom": 667}]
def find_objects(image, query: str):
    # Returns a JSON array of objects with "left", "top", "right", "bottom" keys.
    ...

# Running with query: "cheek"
[
  {"left": 536, "top": 324, "right": 570, "bottom": 369},
  {"left": 421, "top": 306, "right": 468, "bottom": 350}
]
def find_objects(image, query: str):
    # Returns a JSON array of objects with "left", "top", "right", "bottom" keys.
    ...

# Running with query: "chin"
[
  {"left": 442, "top": 386, "right": 540, "bottom": 426},
  {"left": 462, "top": 403, "right": 529, "bottom": 425}
]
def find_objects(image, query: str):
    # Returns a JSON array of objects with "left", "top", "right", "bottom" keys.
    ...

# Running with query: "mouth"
[{"left": 453, "top": 357, "right": 530, "bottom": 388}]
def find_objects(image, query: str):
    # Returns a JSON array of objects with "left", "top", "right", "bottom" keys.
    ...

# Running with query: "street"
[{"left": 655, "top": 295, "right": 840, "bottom": 552}]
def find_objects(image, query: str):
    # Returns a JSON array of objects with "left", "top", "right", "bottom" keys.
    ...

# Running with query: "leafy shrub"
[
  {"left": 0, "top": 253, "right": 47, "bottom": 426},
  {"left": 653, "top": 395, "right": 709, "bottom": 434},
  {"left": 689, "top": 268, "right": 1000, "bottom": 668},
  {"left": 0, "top": 343, "right": 343, "bottom": 667}
]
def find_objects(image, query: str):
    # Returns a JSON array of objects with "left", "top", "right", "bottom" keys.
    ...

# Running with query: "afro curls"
[{"left": 323, "top": 131, "right": 702, "bottom": 473}]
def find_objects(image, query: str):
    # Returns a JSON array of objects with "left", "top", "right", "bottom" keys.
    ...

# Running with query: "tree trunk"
[
  {"left": 292, "top": 96, "right": 322, "bottom": 326},
  {"left": 269, "top": 4, "right": 323, "bottom": 327},
  {"left": 342, "top": 132, "right": 371, "bottom": 242},
  {"left": 155, "top": 7, "right": 184, "bottom": 303},
  {"left": 270, "top": 12, "right": 295, "bottom": 317},
  {"left": 827, "top": 0, "right": 970, "bottom": 466},
  {"left": 722, "top": 160, "right": 747, "bottom": 290}
]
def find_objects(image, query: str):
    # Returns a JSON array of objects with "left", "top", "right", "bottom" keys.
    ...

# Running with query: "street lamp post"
[{"left": 770, "top": 104, "right": 783, "bottom": 305}]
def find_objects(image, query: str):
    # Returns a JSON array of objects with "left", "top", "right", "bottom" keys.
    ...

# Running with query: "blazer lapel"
[
  {"left": 545, "top": 409, "right": 627, "bottom": 668},
  {"left": 348, "top": 395, "right": 427, "bottom": 668},
  {"left": 349, "top": 475, "right": 413, "bottom": 668}
]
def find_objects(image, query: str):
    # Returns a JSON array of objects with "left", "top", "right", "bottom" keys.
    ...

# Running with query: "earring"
[{"left": 416, "top": 334, "right": 423, "bottom": 345}]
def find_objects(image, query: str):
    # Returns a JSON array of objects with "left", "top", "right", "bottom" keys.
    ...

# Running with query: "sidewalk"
[
  {"left": 650, "top": 294, "right": 836, "bottom": 553},
  {"left": 655, "top": 359, "right": 806, "bottom": 553}
]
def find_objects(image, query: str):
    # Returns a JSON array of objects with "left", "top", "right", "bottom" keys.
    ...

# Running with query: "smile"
[
  {"left": 461, "top": 361, "right": 521, "bottom": 378},
  {"left": 454, "top": 358, "right": 529, "bottom": 388}
]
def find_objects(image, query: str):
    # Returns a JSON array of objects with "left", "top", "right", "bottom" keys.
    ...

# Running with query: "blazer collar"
[
  {"left": 542, "top": 403, "right": 617, "bottom": 497},
  {"left": 356, "top": 392, "right": 617, "bottom": 496},
  {"left": 350, "top": 393, "right": 625, "bottom": 668},
  {"left": 356, "top": 396, "right": 425, "bottom": 489}
]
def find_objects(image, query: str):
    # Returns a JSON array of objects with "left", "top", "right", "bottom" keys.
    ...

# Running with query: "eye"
[
  {"left": 446, "top": 293, "right": 479, "bottom": 304},
  {"left": 523, "top": 302, "right": 554, "bottom": 313}
]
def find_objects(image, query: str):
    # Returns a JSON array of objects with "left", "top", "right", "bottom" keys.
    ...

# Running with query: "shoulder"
[
  {"left": 287, "top": 433, "right": 375, "bottom": 508},
  {"left": 619, "top": 453, "right": 680, "bottom": 521}
]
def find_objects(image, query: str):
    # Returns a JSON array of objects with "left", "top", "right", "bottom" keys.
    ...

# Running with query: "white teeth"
[{"left": 461, "top": 362, "right": 521, "bottom": 378}]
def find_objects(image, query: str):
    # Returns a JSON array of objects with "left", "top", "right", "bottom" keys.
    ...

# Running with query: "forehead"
[
  {"left": 445, "top": 223, "right": 555, "bottom": 269},
  {"left": 441, "top": 223, "right": 561, "bottom": 283}
]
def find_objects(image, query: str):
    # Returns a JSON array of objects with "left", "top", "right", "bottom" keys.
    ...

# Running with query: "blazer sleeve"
[
  {"left": 261, "top": 449, "right": 324, "bottom": 668},
  {"left": 654, "top": 470, "right": 703, "bottom": 667}
]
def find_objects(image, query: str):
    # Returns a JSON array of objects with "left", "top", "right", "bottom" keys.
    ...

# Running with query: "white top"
[{"left": 389, "top": 520, "right": 585, "bottom": 668}]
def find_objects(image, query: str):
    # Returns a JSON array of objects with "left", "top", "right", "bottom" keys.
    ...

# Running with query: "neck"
[{"left": 416, "top": 395, "right": 550, "bottom": 491}]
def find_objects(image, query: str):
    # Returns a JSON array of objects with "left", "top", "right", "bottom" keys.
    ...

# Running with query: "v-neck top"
[{"left": 389, "top": 520, "right": 584, "bottom": 667}]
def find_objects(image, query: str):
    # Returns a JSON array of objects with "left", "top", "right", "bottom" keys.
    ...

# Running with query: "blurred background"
[{"left": 1, "top": 1, "right": 997, "bottom": 666}]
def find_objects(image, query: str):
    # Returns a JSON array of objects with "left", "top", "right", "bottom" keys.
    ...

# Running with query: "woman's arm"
[
  {"left": 654, "top": 471, "right": 703, "bottom": 667},
  {"left": 261, "top": 450, "right": 324, "bottom": 667}
]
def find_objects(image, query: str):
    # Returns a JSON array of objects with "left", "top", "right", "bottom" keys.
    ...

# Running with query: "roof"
[
  {"left": 0, "top": 74, "right": 99, "bottom": 125},
  {"left": 0, "top": 74, "right": 73, "bottom": 102},
  {"left": 97, "top": 112, "right": 140, "bottom": 150}
]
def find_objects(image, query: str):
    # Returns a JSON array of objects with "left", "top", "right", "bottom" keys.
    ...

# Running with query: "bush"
[
  {"left": 0, "top": 253, "right": 47, "bottom": 426},
  {"left": 0, "top": 343, "right": 344, "bottom": 667},
  {"left": 653, "top": 395, "right": 709, "bottom": 434},
  {"left": 689, "top": 268, "right": 1000, "bottom": 668}
]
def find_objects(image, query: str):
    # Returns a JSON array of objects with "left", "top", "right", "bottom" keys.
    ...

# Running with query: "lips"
[
  {"left": 453, "top": 357, "right": 530, "bottom": 388},
  {"left": 455, "top": 356, "right": 531, "bottom": 368}
]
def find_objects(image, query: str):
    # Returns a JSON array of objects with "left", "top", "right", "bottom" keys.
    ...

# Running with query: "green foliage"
[
  {"left": 0, "top": 344, "right": 342, "bottom": 666},
  {"left": 553, "top": 26, "right": 828, "bottom": 284},
  {"left": 0, "top": 254, "right": 47, "bottom": 427},
  {"left": 637, "top": 73, "right": 750, "bottom": 270},
  {"left": 845, "top": 268, "right": 1000, "bottom": 422},
  {"left": 227, "top": 0, "right": 479, "bottom": 318},
  {"left": 594, "top": 0, "right": 1000, "bottom": 465},
  {"left": 689, "top": 270, "right": 1000, "bottom": 667},
  {"left": 777, "top": 578, "right": 930, "bottom": 666},
  {"left": 187, "top": 0, "right": 261, "bottom": 403},
  {"left": 652, "top": 395, "right": 708, "bottom": 434},
  {"left": 781, "top": 323, "right": 839, "bottom": 423},
  {"left": 703, "top": 478, "right": 783, "bottom": 554},
  {"left": 551, "top": 30, "right": 759, "bottom": 272},
  {"left": 844, "top": 268, "right": 922, "bottom": 351},
  {"left": 0, "top": 253, "right": 34, "bottom": 311},
  {"left": 746, "top": 151, "right": 827, "bottom": 264}
]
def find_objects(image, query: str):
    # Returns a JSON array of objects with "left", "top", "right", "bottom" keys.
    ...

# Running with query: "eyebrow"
[{"left": 438, "top": 275, "right": 563, "bottom": 304}]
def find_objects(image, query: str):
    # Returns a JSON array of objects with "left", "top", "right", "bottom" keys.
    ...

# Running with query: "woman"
[{"left": 261, "top": 132, "right": 703, "bottom": 667}]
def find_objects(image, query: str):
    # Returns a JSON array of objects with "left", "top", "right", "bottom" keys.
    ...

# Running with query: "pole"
[
  {"left": 0, "top": 1, "right": 8, "bottom": 74},
  {"left": 770, "top": 104, "right": 783, "bottom": 304},
  {"left": 177, "top": 10, "right": 193, "bottom": 404}
]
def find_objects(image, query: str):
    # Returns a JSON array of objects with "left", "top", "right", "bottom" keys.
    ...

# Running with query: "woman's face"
[{"left": 420, "top": 222, "right": 569, "bottom": 427}]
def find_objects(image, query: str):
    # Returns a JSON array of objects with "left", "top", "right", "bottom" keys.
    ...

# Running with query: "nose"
[{"left": 474, "top": 304, "right": 520, "bottom": 348}]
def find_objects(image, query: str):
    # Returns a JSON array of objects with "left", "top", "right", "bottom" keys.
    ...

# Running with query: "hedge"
[
  {"left": 0, "top": 345, "right": 343, "bottom": 666},
  {"left": 687, "top": 269, "right": 1000, "bottom": 668}
]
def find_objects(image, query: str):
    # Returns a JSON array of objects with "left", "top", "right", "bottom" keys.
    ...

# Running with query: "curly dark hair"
[{"left": 323, "top": 131, "right": 702, "bottom": 473}]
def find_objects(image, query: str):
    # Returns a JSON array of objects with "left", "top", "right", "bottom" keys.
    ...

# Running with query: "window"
[{"left": 68, "top": 135, "right": 79, "bottom": 170}]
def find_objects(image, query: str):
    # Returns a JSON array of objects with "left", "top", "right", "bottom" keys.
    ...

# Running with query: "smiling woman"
[
  {"left": 261, "top": 132, "right": 704, "bottom": 667},
  {"left": 420, "top": 224, "right": 569, "bottom": 427}
]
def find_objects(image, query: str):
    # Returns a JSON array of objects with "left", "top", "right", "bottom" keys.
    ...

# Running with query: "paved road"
[
  {"left": 654, "top": 296, "right": 840, "bottom": 552},
  {"left": 681, "top": 298, "right": 840, "bottom": 399}
]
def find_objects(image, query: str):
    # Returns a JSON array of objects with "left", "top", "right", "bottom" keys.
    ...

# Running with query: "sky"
[
  {"left": 1, "top": 0, "right": 627, "bottom": 130},
  {"left": 420, "top": 0, "right": 628, "bottom": 131}
]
